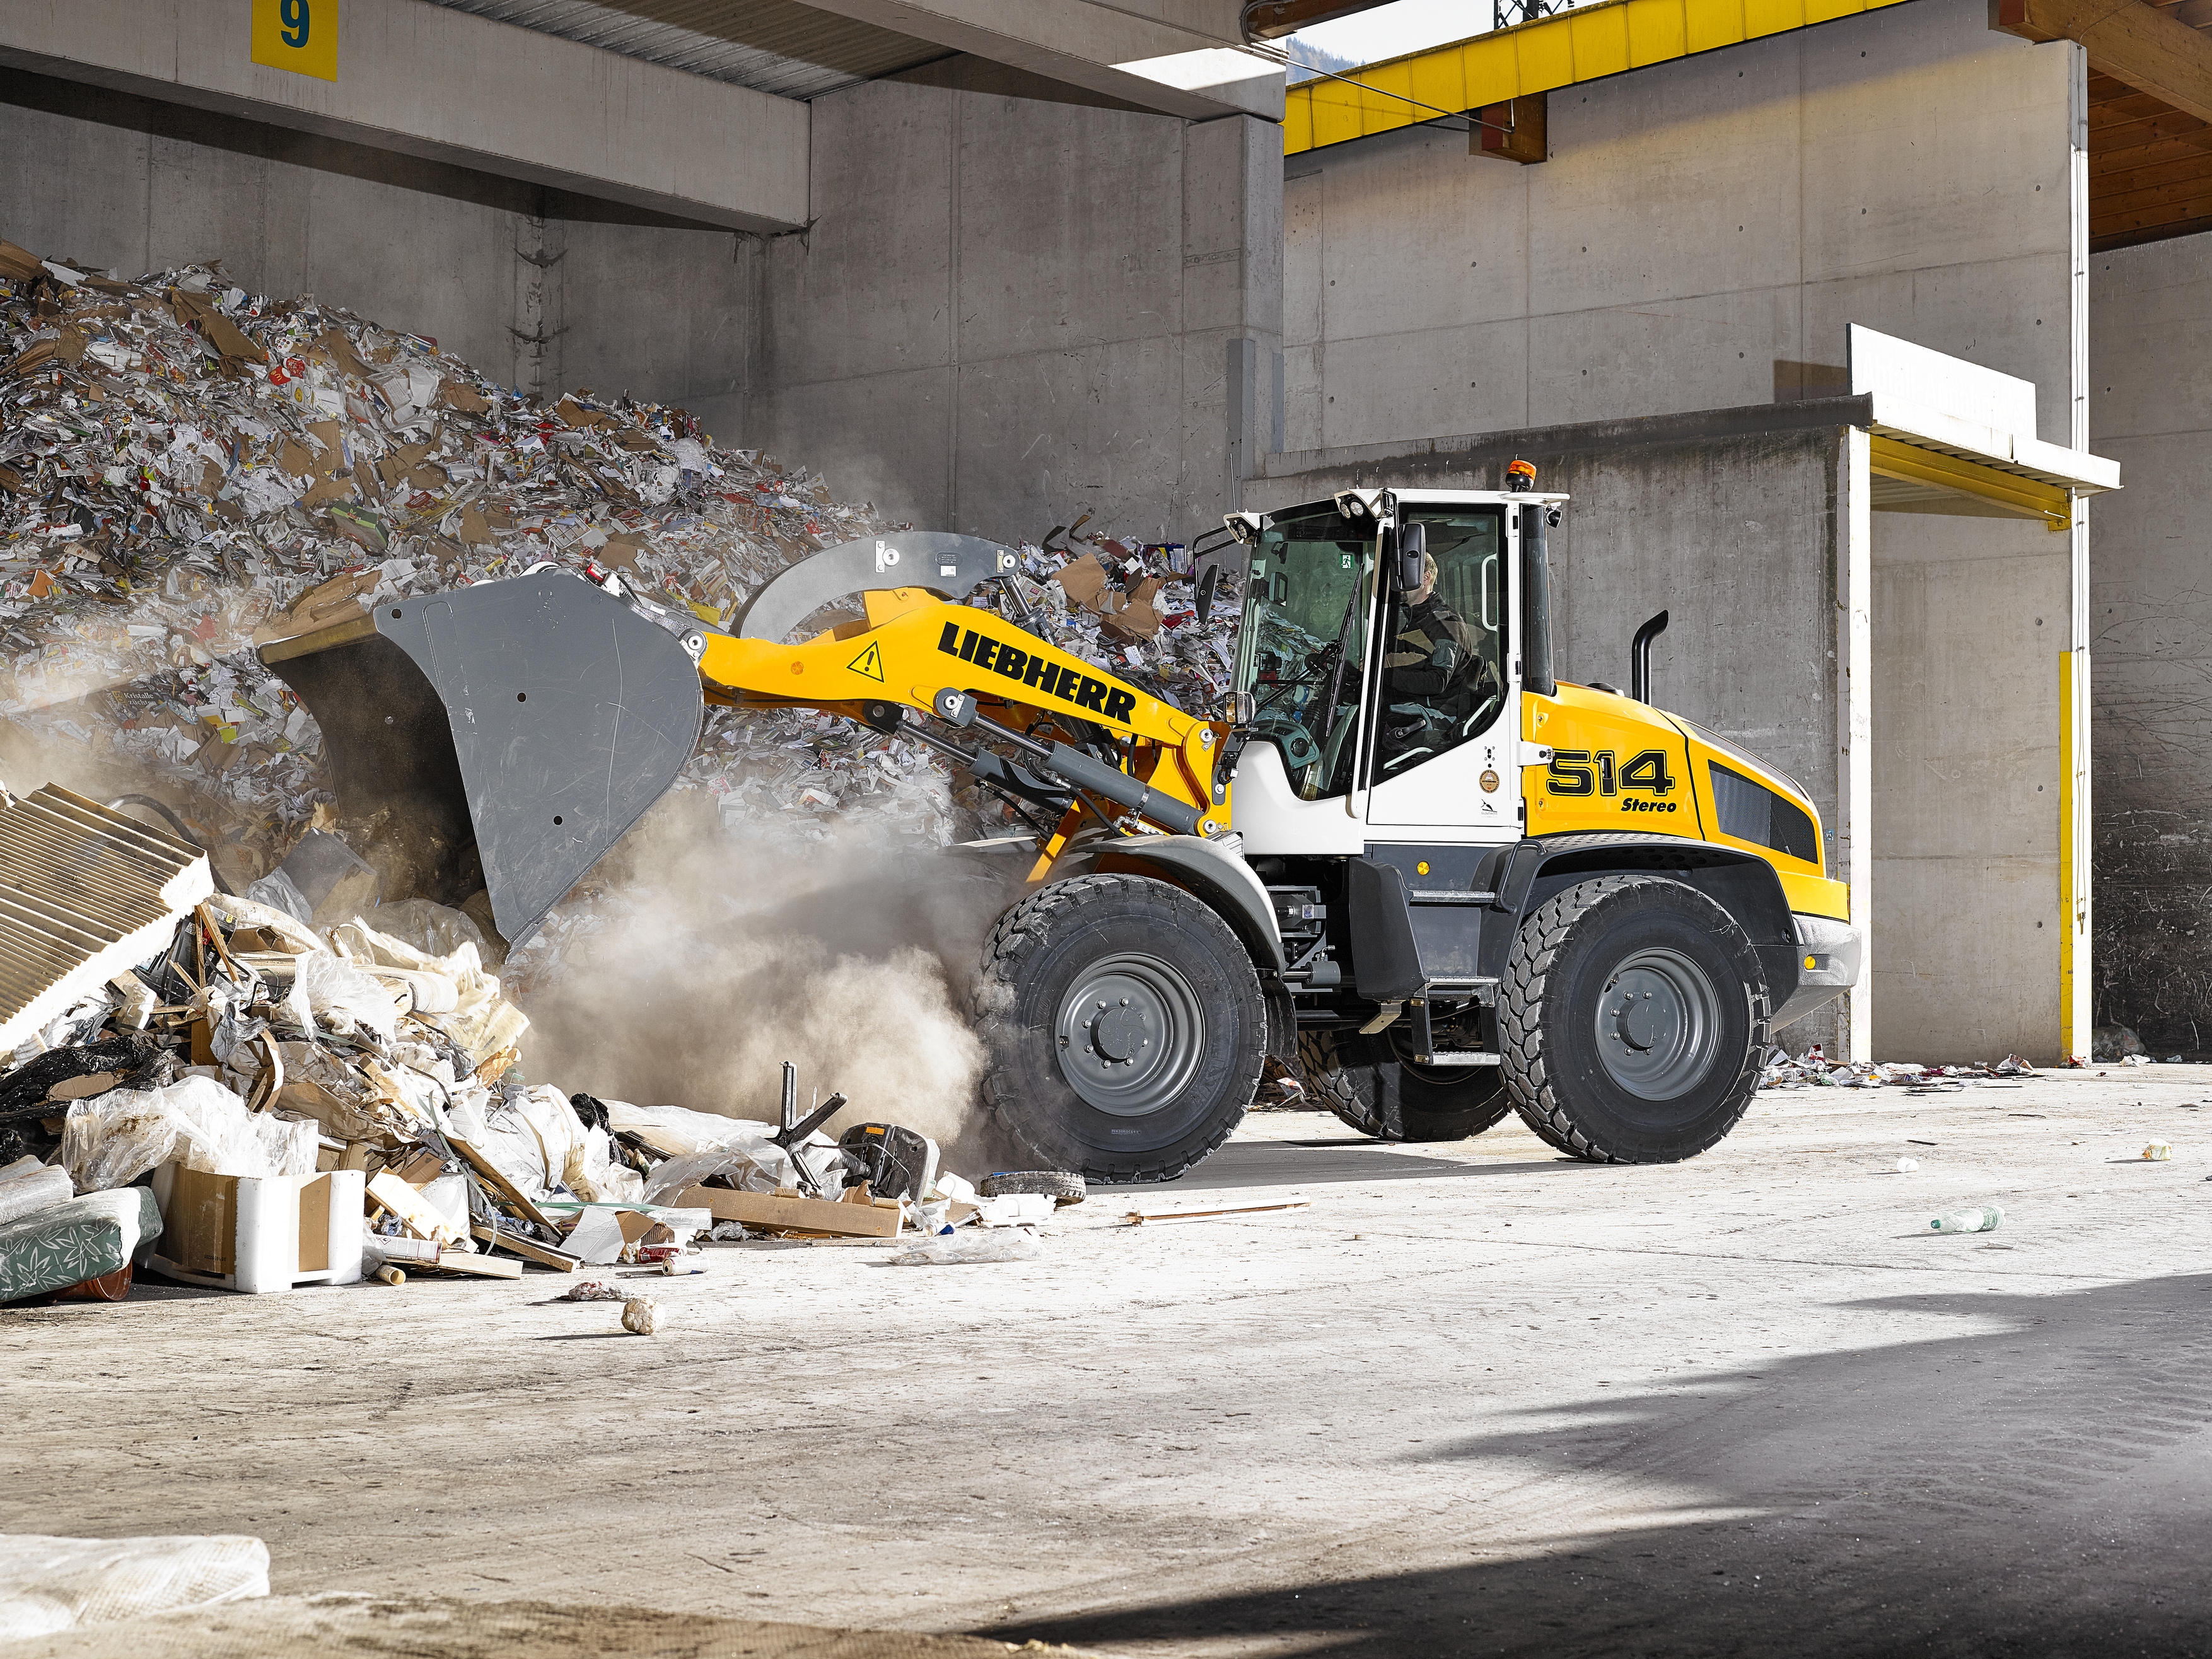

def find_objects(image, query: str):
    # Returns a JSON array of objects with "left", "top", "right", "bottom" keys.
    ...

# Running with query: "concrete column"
[
  {"left": 1838, "top": 427, "right": 1875, "bottom": 1062},
  {"left": 762, "top": 83, "right": 1283, "bottom": 542}
]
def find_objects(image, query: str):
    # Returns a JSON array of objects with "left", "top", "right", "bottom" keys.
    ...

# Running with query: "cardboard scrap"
[{"left": 672, "top": 1183, "right": 903, "bottom": 1238}]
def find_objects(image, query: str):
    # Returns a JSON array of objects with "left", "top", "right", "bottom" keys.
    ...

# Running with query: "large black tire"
[
  {"left": 1499, "top": 874, "right": 1770, "bottom": 1163},
  {"left": 977, "top": 873, "right": 1265, "bottom": 1183},
  {"left": 1298, "top": 1028, "right": 1512, "bottom": 1142}
]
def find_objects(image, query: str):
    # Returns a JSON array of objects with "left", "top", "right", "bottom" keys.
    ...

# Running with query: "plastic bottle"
[{"left": 1930, "top": 1206, "right": 2003, "bottom": 1233}]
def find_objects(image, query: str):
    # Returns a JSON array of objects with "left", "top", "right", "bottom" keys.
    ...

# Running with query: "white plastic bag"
[
  {"left": 288, "top": 950, "right": 402, "bottom": 1040},
  {"left": 61, "top": 1075, "right": 318, "bottom": 1192},
  {"left": 0, "top": 1533, "right": 269, "bottom": 1639}
]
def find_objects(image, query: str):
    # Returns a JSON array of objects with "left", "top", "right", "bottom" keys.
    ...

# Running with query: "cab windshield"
[{"left": 1232, "top": 504, "right": 1375, "bottom": 800}]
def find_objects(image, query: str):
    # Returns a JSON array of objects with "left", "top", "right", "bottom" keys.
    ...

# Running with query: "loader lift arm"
[{"left": 260, "top": 535, "right": 1230, "bottom": 950}]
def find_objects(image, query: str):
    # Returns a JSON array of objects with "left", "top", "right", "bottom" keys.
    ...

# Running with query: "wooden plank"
[
  {"left": 2092, "top": 131, "right": 2212, "bottom": 178},
  {"left": 471, "top": 1221, "right": 581, "bottom": 1272},
  {"left": 417, "top": 1250, "right": 524, "bottom": 1280},
  {"left": 2093, "top": 170, "right": 2212, "bottom": 214},
  {"left": 446, "top": 1133, "right": 559, "bottom": 1233},
  {"left": 1123, "top": 1201, "right": 1312, "bottom": 1225},
  {"left": 671, "top": 1184, "right": 903, "bottom": 1238},
  {"left": 2093, "top": 204, "right": 2212, "bottom": 243},
  {"left": 2093, "top": 157, "right": 2212, "bottom": 211},
  {"left": 365, "top": 1170, "right": 464, "bottom": 1245},
  {"left": 2089, "top": 85, "right": 2180, "bottom": 124}
]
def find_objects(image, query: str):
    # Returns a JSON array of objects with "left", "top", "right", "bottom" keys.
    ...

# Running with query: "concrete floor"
[{"left": 5, "top": 1069, "right": 2211, "bottom": 1657}]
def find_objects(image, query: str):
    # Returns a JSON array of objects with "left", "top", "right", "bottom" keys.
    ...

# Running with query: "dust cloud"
[{"left": 513, "top": 795, "right": 1024, "bottom": 1173}]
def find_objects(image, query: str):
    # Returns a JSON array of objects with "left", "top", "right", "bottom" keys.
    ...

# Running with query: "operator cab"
[{"left": 1221, "top": 485, "right": 1562, "bottom": 853}]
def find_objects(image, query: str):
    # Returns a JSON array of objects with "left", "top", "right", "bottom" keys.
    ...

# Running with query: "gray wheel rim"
[
  {"left": 1593, "top": 946, "right": 1721, "bottom": 1102},
  {"left": 1056, "top": 952, "right": 1206, "bottom": 1117}
]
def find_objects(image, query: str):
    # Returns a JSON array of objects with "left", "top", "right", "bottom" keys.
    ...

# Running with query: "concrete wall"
[
  {"left": 1260, "top": 0, "right": 2083, "bottom": 1059},
  {"left": 0, "top": 67, "right": 758, "bottom": 423},
  {"left": 755, "top": 78, "right": 1283, "bottom": 544},
  {"left": 1250, "top": 421, "right": 1853, "bottom": 1054},
  {"left": 2088, "top": 229, "right": 2212, "bottom": 1052},
  {"left": 1870, "top": 515, "right": 2067, "bottom": 1061},
  {"left": 1279, "top": 0, "right": 2076, "bottom": 453}
]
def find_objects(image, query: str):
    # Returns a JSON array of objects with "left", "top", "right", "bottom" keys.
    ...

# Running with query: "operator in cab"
[{"left": 1375, "top": 550, "right": 1501, "bottom": 774}]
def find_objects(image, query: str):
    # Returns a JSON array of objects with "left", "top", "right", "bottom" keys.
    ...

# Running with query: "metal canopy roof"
[{"left": 422, "top": 0, "right": 950, "bottom": 98}]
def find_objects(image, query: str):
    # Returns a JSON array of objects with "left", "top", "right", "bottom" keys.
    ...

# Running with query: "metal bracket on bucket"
[{"left": 735, "top": 532, "right": 1023, "bottom": 643}]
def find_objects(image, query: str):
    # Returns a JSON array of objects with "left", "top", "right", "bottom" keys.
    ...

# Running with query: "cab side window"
[{"left": 1370, "top": 511, "right": 1508, "bottom": 781}]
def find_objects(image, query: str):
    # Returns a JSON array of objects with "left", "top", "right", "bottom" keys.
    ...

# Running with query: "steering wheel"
[{"left": 1252, "top": 714, "right": 1320, "bottom": 772}]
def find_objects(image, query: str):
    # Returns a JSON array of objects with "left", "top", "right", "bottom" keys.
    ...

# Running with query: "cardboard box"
[{"left": 146, "top": 1165, "right": 365, "bottom": 1293}]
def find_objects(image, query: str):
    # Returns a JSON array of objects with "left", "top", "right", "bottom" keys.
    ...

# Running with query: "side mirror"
[
  {"left": 1396, "top": 521, "right": 1427, "bottom": 593},
  {"left": 1196, "top": 561, "right": 1220, "bottom": 627}
]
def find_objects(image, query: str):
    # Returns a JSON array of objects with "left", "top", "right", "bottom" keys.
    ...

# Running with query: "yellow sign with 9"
[{"left": 252, "top": 0, "right": 337, "bottom": 81}]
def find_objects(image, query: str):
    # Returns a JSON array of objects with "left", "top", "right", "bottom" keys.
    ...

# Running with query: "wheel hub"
[
  {"left": 1594, "top": 946, "right": 1721, "bottom": 1101},
  {"left": 1055, "top": 953, "right": 1206, "bottom": 1117},
  {"left": 1091, "top": 1002, "right": 1146, "bottom": 1062}
]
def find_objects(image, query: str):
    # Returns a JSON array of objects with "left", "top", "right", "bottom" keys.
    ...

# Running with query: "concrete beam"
[
  {"left": 0, "top": 0, "right": 810, "bottom": 232},
  {"left": 1995, "top": 0, "right": 2212, "bottom": 124},
  {"left": 802, "top": 1, "right": 1283, "bottom": 118}
]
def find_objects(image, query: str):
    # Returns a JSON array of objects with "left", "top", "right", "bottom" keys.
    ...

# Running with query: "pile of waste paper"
[
  {"left": 1759, "top": 1046, "right": 2040, "bottom": 1089},
  {"left": 0, "top": 236, "right": 1245, "bottom": 888}
]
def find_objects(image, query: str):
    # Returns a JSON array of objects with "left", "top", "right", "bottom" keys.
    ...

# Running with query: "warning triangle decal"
[{"left": 847, "top": 640, "right": 885, "bottom": 682}]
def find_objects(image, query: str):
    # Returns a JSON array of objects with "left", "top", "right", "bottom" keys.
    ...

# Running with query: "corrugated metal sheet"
[
  {"left": 423, "top": 0, "right": 950, "bottom": 98},
  {"left": 0, "top": 786, "right": 212, "bottom": 1052}
]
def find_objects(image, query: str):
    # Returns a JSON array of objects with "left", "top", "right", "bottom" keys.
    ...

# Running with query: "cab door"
[{"left": 1363, "top": 505, "right": 1520, "bottom": 838}]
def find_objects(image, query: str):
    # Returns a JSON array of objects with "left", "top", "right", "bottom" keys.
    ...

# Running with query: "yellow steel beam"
[
  {"left": 2059, "top": 646, "right": 2090, "bottom": 1061},
  {"left": 1867, "top": 434, "right": 2075, "bottom": 531},
  {"left": 1284, "top": 0, "right": 1916, "bottom": 154}
]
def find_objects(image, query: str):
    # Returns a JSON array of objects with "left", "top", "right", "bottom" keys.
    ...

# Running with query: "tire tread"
[
  {"left": 976, "top": 873, "right": 1258, "bottom": 1184},
  {"left": 1499, "top": 874, "right": 1769, "bottom": 1163}
]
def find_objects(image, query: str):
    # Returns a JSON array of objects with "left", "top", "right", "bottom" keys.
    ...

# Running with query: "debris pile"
[
  {"left": 1759, "top": 1046, "right": 2040, "bottom": 1090},
  {"left": 0, "top": 863, "right": 1080, "bottom": 1305}
]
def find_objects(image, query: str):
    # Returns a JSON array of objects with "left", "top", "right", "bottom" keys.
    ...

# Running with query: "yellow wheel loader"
[{"left": 260, "top": 474, "right": 1860, "bottom": 1183}]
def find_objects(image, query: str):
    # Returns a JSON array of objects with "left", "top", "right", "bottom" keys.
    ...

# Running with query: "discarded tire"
[
  {"left": 1499, "top": 875, "right": 1769, "bottom": 1163},
  {"left": 1299, "top": 1028, "right": 1511, "bottom": 1142},
  {"left": 979, "top": 1170, "right": 1088, "bottom": 1204},
  {"left": 977, "top": 873, "right": 1264, "bottom": 1184}
]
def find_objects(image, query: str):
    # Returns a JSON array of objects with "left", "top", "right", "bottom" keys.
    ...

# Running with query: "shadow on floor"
[
  {"left": 1117, "top": 1139, "right": 1566, "bottom": 1193},
  {"left": 982, "top": 1272, "right": 2212, "bottom": 1656}
]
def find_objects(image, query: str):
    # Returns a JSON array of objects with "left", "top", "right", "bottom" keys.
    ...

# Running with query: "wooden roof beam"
[{"left": 1996, "top": 0, "right": 2212, "bottom": 124}]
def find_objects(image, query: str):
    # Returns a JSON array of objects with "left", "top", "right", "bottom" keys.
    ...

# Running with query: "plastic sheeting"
[
  {"left": 0, "top": 1157, "right": 73, "bottom": 1226},
  {"left": 445, "top": 1085, "right": 640, "bottom": 1205},
  {"left": 0, "top": 1533, "right": 269, "bottom": 1639},
  {"left": 59, "top": 1074, "right": 317, "bottom": 1191}
]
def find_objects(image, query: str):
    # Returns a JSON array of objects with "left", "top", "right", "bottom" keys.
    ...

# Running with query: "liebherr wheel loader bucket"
[{"left": 259, "top": 570, "right": 705, "bottom": 948}]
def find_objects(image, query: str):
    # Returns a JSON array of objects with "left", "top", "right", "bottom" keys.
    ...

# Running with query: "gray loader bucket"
[{"left": 261, "top": 571, "right": 704, "bottom": 948}]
